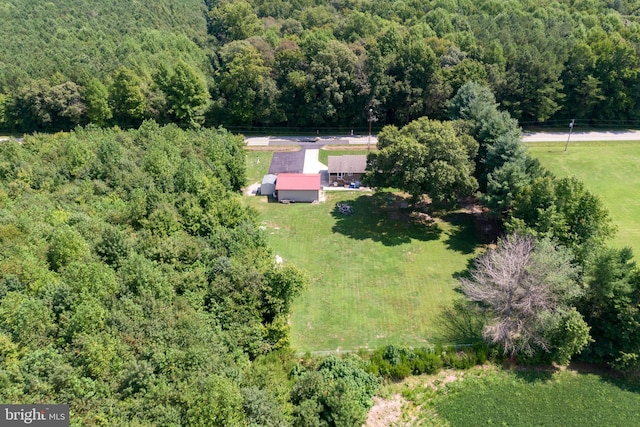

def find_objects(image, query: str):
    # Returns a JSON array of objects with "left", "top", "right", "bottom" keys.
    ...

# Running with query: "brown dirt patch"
[
  {"left": 244, "top": 183, "right": 261, "bottom": 196},
  {"left": 364, "top": 395, "right": 405, "bottom": 427}
]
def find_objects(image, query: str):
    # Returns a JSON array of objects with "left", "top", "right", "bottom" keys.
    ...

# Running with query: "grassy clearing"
[
  {"left": 528, "top": 141, "right": 640, "bottom": 252},
  {"left": 245, "top": 190, "right": 482, "bottom": 353},
  {"left": 244, "top": 150, "right": 275, "bottom": 184},
  {"left": 379, "top": 365, "right": 640, "bottom": 427}
]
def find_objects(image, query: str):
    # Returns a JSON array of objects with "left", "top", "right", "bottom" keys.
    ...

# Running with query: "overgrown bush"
[
  {"left": 412, "top": 348, "right": 443, "bottom": 375},
  {"left": 368, "top": 343, "right": 487, "bottom": 381}
]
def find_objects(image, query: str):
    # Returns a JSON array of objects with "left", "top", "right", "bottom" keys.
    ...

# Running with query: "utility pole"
[
  {"left": 368, "top": 108, "right": 373, "bottom": 152},
  {"left": 564, "top": 119, "right": 575, "bottom": 152}
]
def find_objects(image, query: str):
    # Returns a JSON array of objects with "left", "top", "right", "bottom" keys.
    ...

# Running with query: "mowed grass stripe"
[
  {"left": 528, "top": 141, "right": 640, "bottom": 252},
  {"left": 245, "top": 190, "right": 480, "bottom": 352}
]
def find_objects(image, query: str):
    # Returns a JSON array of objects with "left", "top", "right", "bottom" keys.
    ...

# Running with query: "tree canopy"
[
  {"left": 3, "top": 0, "right": 640, "bottom": 132},
  {"left": 364, "top": 117, "right": 478, "bottom": 204}
]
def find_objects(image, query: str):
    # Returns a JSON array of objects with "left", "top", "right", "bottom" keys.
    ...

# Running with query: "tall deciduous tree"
[
  {"left": 364, "top": 117, "right": 478, "bottom": 204},
  {"left": 387, "top": 36, "right": 441, "bottom": 123},
  {"left": 84, "top": 78, "right": 112, "bottom": 127},
  {"left": 214, "top": 41, "right": 278, "bottom": 125},
  {"left": 156, "top": 61, "right": 209, "bottom": 129},
  {"left": 208, "top": 0, "right": 262, "bottom": 42},
  {"left": 47, "top": 225, "right": 90, "bottom": 272},
  {"left": 588, "top": 30, "right": 640, "bottom": 121},
  {"left": 8, "top": 79, "right": 86, "bottom": 132},
  {"left": 560, "top": 42, "right": 603, "bottom": 120},
  {"left": 460, "top": 234, "right": 589, "bottom": 360},
  {"left": 305, "top": 39, "right": 363, "bottom": 126},
  {"left": 274, "top": 39, "right": 308, "bottom": 126},
  {"left": 110, "top": 67, "right": 146, "bottom": 128}
]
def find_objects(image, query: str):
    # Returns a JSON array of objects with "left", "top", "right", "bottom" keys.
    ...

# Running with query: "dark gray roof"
[{"left": 327, "top": 155, "right": 367, "bottom": 173}]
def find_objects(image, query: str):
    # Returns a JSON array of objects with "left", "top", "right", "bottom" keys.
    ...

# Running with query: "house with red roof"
[{"left": 275, "top": 173, "right": 322, "bottom": 203}]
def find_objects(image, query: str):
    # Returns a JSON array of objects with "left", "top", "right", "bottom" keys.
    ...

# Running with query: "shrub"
[
  {"left": 368, "top": 343, "right": 491, "bottom": 380},
  {"left": 473, "top": 341, "right": 489, "bottom": 364},
  {"left": 412, "top": 348, "right": 443, "bottom": 375},
  {"left": 389, "top": 363, "right": 412, "bottom": 381}
]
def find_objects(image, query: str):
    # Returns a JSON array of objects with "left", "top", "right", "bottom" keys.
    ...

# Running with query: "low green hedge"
[{"left": 367, "top": 342, "right": 489, "bottom": 380}]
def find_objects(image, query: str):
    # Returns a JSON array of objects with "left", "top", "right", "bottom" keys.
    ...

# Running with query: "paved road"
[
  {"left": 246, "top": 135, "right": 378, "bottom": 147},
  {"left": 523, "top": 130, "right": 640, "bottom": 142},
  {"left": 248, "top": 131, "right": 640, "bottom": 146}
]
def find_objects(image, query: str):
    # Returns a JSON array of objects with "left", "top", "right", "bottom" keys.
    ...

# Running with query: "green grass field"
[
  {"left": 428, "top": 367, "right": 640, "bottom": 426},
  {"left": 528, "top": 141, "right": 640, "bottom": 252},
  {"left": 245, "top": 150, "right": 277, "bottom": 184},
  {"left": 245, "top": 187, "right": 482, "bottom": 352}
]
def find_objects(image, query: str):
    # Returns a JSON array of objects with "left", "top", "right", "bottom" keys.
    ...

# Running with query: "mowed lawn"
[
  {"left": 245, "top": 186, "right": 481, "bottom": 352},
  {"left": 528, "top": 141, "right": 640, "bottom": 252}
]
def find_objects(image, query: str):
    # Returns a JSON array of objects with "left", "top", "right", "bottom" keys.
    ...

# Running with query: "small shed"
[
  {"left": 275, "top": 173, "right": 321, "bottom": 202},
  {"left": 260, "top": 174, "right": 277, "bottom": 196},
  {"left": 328, "top": 155, "right": 367, "bottom": 186}
]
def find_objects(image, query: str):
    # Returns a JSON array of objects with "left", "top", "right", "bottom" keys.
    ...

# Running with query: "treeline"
[
  {"left": 364, "top": 81, "right": 640, "bottom": 372},
  {"left": 3, "top": 0, "right": 640, "bottom": 133},
  {"left": 459, "top": 83, "right": 640, "bottom": 371},
  {"left": 0, "top": 123, "right": 380, "bottom": 425}
]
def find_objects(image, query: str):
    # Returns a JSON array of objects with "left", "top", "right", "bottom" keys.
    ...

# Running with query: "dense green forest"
[{"left": 3, "top": 0, "right": 640, "bottom": 132}]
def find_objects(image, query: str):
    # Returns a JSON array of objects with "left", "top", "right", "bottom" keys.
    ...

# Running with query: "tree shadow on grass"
[
  {"left": 330, "top": 191, "right": 442, "bottom": 246},
  {"left": 510, "top": 366, "right": 555, "bottom": 383},
  {"left": 569, "top": 362, "right": 640, "bottom": 394},
  {"left": 432, "top": 298, "right": 486, "bottom": 346},
  {"left": 511, "top": 362, "right": 640, "bottom": 391},
  {"left": 442, "top": 212, "right": 480, "bottom": 255}
]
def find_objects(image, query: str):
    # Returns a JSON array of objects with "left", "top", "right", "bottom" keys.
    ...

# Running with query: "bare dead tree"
[{"left": 459, "top": 234, "right": 580, "bottom": 357}]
